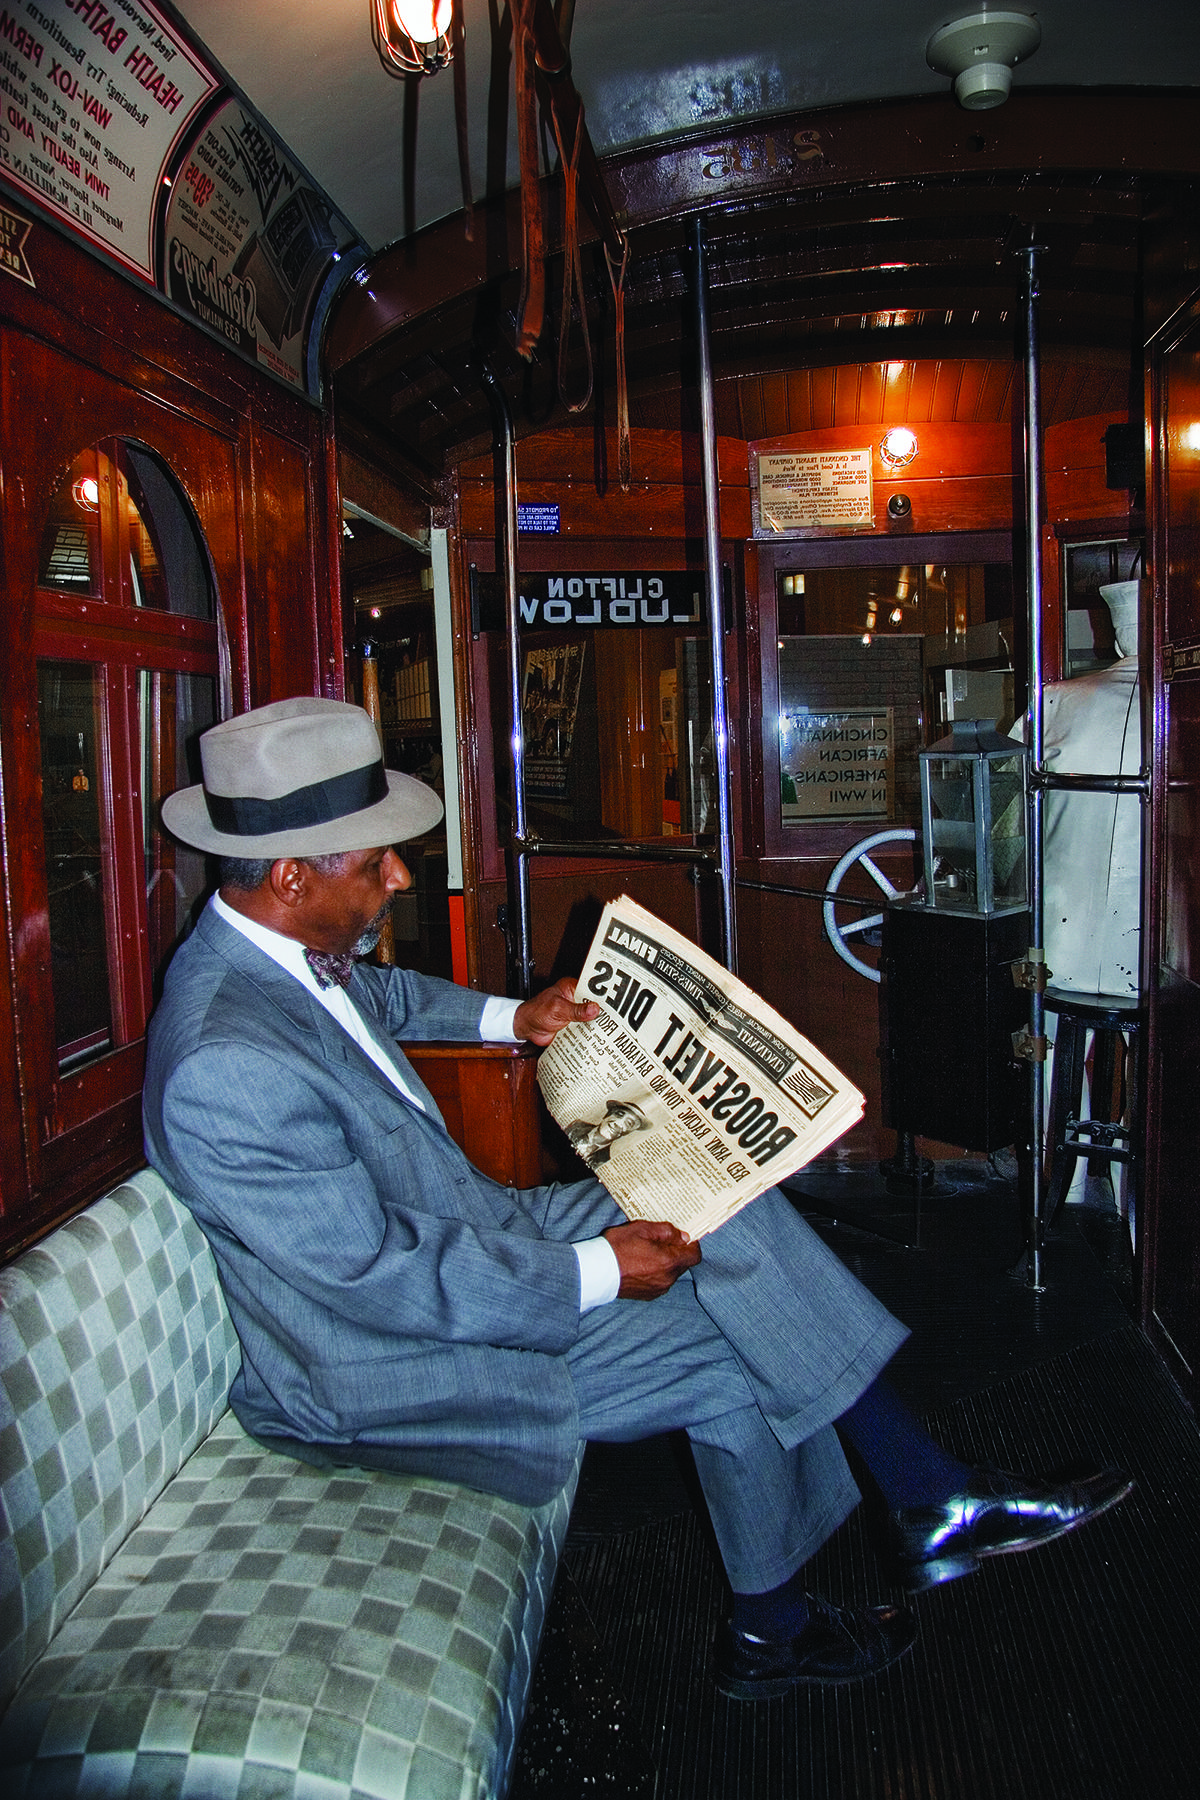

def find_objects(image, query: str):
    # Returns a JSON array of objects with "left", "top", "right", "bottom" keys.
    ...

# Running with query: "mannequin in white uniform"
[
  {"left": 1041, "top": 579, "right": 1142, "bottom": 998},
  {"left": 1020, "top": 580, "right": 1142, "bottom": 1213}
]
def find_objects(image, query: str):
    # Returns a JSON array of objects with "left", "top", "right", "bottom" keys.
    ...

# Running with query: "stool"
[{"left": 1043, "top": 986, "right": 1143, "bottom": 1231}]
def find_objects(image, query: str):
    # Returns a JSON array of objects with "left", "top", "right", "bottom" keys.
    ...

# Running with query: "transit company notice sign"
[
  {"left": 780, "top": 707, "right": 893, "bottom": 822},
  {"left": 753, "top": 447, "right": 875, "bottom": 533},
  {"left": 0, "top": 0, "right": 217, "bottom": 280}
]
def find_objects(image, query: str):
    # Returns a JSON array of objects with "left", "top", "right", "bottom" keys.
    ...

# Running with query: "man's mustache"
[{"left": 351, "top": 897, "right": 396, "bottom": 960}]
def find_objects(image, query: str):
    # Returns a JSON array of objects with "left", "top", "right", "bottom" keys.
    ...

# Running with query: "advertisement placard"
[
  {"left": 0, "top": 0, "right": 216, "bottom": 279},
  {"left": 780, "top": 707, "right": 893, "bottom": 822},
  {"left": 163, "top": 95, "right": 356, "bottom": 388}
]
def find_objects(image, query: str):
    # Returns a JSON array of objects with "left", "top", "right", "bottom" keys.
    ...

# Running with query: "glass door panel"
[
  {"left": 38, "top": 660, "right": 114, "bottom": 1071},
  {"left": 140, "top": 669, "right": 218, "bottom": 990}
]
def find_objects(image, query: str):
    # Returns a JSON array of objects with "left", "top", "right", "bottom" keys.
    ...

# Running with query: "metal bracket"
[
  {"left": 1012, "top": 1027, "right": 1048, "bottom": 1062},
  {"left": 1012, "top": 953, "right": 1051, "bottom": 992}
]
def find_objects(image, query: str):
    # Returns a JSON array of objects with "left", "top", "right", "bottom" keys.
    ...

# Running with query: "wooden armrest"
[{"left": 404, "top": 1041, "right": 544, "bottom": 1187}]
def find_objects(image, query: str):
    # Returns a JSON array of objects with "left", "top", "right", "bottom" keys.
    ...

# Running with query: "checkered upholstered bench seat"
[{"left": 0, "top": 1169, "right": 579, "bottom": 1799}]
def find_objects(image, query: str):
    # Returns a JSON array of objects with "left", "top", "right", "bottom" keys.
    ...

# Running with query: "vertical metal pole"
[
  {"left": 693, "top": 218, "right": 738, "bottom": 972},
  {"left": 1021, "top": 243, "right": 1047, "bottom": 1289},
  {"left": 359, "top": 639, "right": 396, "bottom": 965},
  {"left": 480, "top": 364, "right": 534, "bottom": 997}
]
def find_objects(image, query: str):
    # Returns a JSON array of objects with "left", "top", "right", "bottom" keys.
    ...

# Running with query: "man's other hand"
[
  {"left": 602, "top": 1220, "right": 701, "bottom": 1299},
  {"left": 513, "top": 977, "right": 600, "bottom": 1046}
]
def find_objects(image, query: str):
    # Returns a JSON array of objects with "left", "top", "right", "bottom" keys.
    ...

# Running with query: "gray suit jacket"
[{"left": 143, "top": 903, "right": 621, "bottom": 1503}]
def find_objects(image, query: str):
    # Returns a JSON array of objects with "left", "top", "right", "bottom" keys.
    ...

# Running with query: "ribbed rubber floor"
[{"left": 511, "top": 1180, "right": 1200, "bottom": 1799}]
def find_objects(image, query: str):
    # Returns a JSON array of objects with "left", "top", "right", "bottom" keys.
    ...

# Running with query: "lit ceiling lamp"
[
  {"left": 371, "top": 1, "right": 453, "bottom": 78},
  {"left": 926, "top": 8, "right": 1042, "bottom": 111},
  {"left": 880, "top": 426, "right": 919, "bottom": 469}
]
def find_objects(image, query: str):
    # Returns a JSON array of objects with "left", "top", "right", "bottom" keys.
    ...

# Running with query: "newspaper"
[{"left": 536, "top": 895, "right": 864, "bottom": 1238}]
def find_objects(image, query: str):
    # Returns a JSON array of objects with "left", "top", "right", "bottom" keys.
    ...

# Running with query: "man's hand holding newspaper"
[{"left": 537, "top": 896, "right": 865, "bottom": 1238}]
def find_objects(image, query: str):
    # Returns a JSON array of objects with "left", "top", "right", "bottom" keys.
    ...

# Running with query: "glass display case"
[{"left": 918, "top": 719, "right": 1027, "bottom": 915}]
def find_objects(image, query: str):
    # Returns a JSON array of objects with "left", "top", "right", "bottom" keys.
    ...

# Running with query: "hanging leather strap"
[
  {"left": 512, "top": 0, "right": 545, "bottom": 359},
  {"left": 451, "top": 0, "right": 474, "bottom": 240},
  {"left": 605, "top": 236, "right": 632, "bottom": 490},
  {"left": 551, "top": 102, "right": 593, "bottom": 413}
]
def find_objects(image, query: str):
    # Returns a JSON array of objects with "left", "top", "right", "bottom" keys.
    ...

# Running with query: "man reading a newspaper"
[{"left": 145, "top": 700, "right": 1131, "bottom": 1700}]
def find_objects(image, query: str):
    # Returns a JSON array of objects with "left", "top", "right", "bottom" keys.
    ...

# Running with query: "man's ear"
[{"left": 269, "top": 858, "right": 308, "bottom": 910}]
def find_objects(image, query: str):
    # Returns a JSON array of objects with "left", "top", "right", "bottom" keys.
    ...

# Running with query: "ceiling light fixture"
[
  {"left": 926, "top": 9, "right": 1042, "bottom": 111},
  {"left": 880, "top": 426, "right": 919, "bottom": 469},
  {"left": 371, "top": 0, "right": 453, "bottom": 78}
]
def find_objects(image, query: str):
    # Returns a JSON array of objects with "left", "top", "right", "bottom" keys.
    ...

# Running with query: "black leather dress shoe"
[
  {"left": 714, "top": 1595, "right": 917, "bottom": 1700},
  {"left": 888, "top": 1465, "right": 1133, "bottom": 1593}
]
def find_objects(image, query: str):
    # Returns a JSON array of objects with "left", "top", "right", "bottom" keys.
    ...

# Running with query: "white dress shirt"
[{"left": 211, "top": 894, "right": 620, "bottom": 1310}]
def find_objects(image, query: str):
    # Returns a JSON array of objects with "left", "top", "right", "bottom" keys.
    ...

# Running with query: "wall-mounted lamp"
[
  {"left": 72, "top": 476, "right": 100, "bottom": 511},
  {"left": 927, "top": 9, "right": 1042, "bottom": 111},
  {"left": 371, "top": 0, "right": 453, "bottom": 78},
  {"left": 880, "top": 426, "right": 919, "bottom": 469}
]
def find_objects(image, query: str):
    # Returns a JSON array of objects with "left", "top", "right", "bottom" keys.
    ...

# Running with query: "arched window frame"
[{"left": 29, "top": 437, "right": 227, "bottom": 1149}]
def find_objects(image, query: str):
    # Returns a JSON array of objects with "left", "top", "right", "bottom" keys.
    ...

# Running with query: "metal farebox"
[{"left": 918, "top": 719, "right": 1027, "bottom": 915}]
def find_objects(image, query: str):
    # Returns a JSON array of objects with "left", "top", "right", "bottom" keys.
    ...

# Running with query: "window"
[
  {"left": 754, "top": 535, "right": 1014, "bottom": 858},
  {"left": 33, "top": 441, "right": 221, "bottom": 1091},
  {"left": 1061, "top": 537, "right": 1142, "bottom": 679},
  {"left": 482, "top": 611, "right": 717, "bottom": 852}
]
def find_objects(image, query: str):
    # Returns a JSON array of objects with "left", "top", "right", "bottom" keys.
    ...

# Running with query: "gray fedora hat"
[{"left": 162, "top": 697, "right": 444, "bottom": 857}]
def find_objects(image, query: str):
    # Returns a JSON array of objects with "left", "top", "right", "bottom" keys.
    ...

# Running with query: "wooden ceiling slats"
[{"left": 329, "top": 189, "right": 1147, "bottom": 469}]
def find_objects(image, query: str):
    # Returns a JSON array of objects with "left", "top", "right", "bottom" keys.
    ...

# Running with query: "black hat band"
[{"left": 204, "top": 758, "right": 388, "bottom": 837}]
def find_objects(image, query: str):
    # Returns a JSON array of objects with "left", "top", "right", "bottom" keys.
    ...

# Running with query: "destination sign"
[{"left": 470, "top": 568, "right": 732, "bottom": 633}]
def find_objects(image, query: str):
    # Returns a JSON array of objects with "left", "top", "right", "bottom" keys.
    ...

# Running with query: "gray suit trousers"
[{"left": 567, "top": 1185, "right": 908, "bottom": 1591}]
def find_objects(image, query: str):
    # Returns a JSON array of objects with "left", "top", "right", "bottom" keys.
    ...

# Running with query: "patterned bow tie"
[{"left": 304, "top": 948, "right": 357, "bottom": 990}]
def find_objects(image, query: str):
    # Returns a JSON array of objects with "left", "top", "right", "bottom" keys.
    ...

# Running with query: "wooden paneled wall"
[{"left": 0, "top": 220, "right": 342, "bottom": 1255}]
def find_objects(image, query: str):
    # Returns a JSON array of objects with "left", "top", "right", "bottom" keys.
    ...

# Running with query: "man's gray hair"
[{"left": 219, "top": 852, "right": 350, "bottom": 890}]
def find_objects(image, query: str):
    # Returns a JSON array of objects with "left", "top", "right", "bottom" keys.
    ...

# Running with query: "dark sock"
[
  {"left": 732, "top": 1567, "right": 811, "bottom": 1641},
  {"left": 837, "top": 1376, "right": 973, "bottom": 1510}
]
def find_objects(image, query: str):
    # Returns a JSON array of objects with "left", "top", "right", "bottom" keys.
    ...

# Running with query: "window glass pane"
[
  {"left": 488, "top": 625, "right": 714, "bottom": 846},
  {"left": 776, "top": 562, "right": 1014, "bottom": 830},
  {"left": 1063, "top": 538, "right": 1141, "bottom": 679},
  {"left": 141, "top": 669, "right": 217, "bottom": 988},
  {"left": 122, "top": 444, "right": 214, "bottom": 619},
  {"left": 38, "top": 660, "right": 113, "bottom": 1070},
  {"left": 37, "top": 449, "right": 103, "bottom": 595}
]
